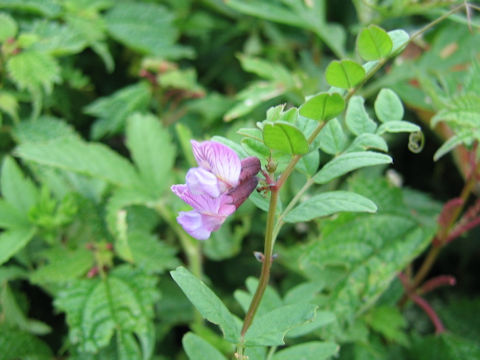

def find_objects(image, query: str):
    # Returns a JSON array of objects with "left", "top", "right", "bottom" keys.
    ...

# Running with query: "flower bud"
[
  {"left": 228, "top": 176, "right": 258, "bottom": 209},
  {"left": 239, "top": 157, "right": 261, "bottom": 183}
]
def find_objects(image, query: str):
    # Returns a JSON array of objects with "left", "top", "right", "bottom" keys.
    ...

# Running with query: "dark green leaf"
[
  {"left": 0, "top": 325, "right": 52, "bottom": 360},
  {"left": 364, "top": 305, "right": 408, "bottom": 345},
  {"left": 273, "top": 341, "right": 339, "bottom": 360},
  {"left": 182, "top": 333, "right": 227, "bottom": 360},
  {"left": 299, "top": 92, "right": 345, "bottom": 122},
  {"left": 325, "top": 60, "right": 365, "bottom": 89},
  {"left": 263, "top": 121, "right": 309, "bottom": 155},
  {"left": 356, "top": 25, "right": 393, "bottom": 61}
]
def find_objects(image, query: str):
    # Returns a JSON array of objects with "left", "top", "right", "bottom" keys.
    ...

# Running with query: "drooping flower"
[{"left": 172, "top": 140, "right": 260, "bottom": 240}]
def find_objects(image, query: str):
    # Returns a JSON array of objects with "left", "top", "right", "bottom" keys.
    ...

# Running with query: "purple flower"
[{"left": 172, "top": 140, "right": 260, "bottom": 240}]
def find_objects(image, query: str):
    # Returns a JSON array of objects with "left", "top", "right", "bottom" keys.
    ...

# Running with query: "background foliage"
[{"left": 0, "top": 0, "right": 479, "bottom": 359}]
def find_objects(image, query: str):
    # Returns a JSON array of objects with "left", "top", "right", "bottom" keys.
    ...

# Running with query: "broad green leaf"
[
  {"left": 284, "top": 191, "right": 377, "bottom": 223},
  {"left": 13, "top": 116, "right": 79, "bottom": 143},
  {"left": 263, "top": 121, "right": 309, "bottom": 155},
  {"left": 7, "top": 50, "right": 60, "bottom": 93},
  {"left": 30, "top": 247, "right": 94, "bottom": 284},
  {"left": 347, "top": 134, "right": 388, "bottom": 153},
  {"left": 364, "top": 305, "right": 408, "bottom": 346},
  {"left": 15, "top": 137, "right": 141, "bottom": 188},
  {"left": 126, "top": 113, "right": 175, "bottom": 197},
  {"left": 182, "top": 333, "right": 227, "bottom": 360},
  {"left": 356, "top": 24, "right": 392, "bottom": 61},
  {"left": 317, "top": 118, "right": 348, "bottom": 155},
  {"left": 105, "top": 2, "right": 181, "bottom": 57},
  {"left": 0, "top": 12, "right": 17, "bottom": 42},
  {"left": 0, "top": 200, "right": 29, "bottom": 228},
  {"left": 55, "top": 265, "right": 159, "bottom": 353},
  {"left": 273, "top": 341, "right": 339, "bottom": 360},
  {"left": 286, "top": 311, "right": 336, "bottom": 338},
  {"left": 29, "top": 21, "right": 87, "bottom": 56},
  {"left": 244, "top": 303, "right": 317, "bottom": 346},
  {"left": 374, "top": 88, "right": 404, "bottom": 122},
  {"left": 85, "top": 82, "right": 151, "bottom": 139},
  {"left": 0, "top": 325, "right": 52, "bottom": 360},
  {"left": 0, "top": 227, "right": 36, "bottom": 266},
  {"left": 299, "top": 92, "right": 345, "bottom": 122},
  {"left": 284, "top": 281, "right": 326, "bottom": 305},
  {"left": 241, "top": 138, "right": 270, "bottom": 159},
  {"left": 377, "top": 120, "right": 420, "bottom": 134},
  {"left": 345, "top": 96, "right": 377, "bottom": 135},
  {"left": 0, "top": 91, "right": 18, "bottom": 121},
  {"left": 325, "top": 60, "right": 365, "bottom": 89},
  {"left": 170, "top": 267, "right": 241, "bottom": 342},
  {"left": 1, "top": 156, "right": 38, "bottom": 214},
  {"left": 388, "top": 29, "right": 410, "bottom": 54},
  {"left": 314, "top": 151, "right": 392, "bottom": 184}
]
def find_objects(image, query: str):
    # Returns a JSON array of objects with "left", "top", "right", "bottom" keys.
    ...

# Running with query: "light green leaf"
[
  {"left": 29, "top": 21, "right": 87, "bottom": 56},
  {"left": 0, "top": 91, "right": 18, "bottom": 121},
  {"left": 314, "top": 151, "right": 392, "bottom": 184},
  {"left": 0, "top": 199, "right": 29, "bottom": 229},
  {"left": 284, "top": 281, "right": 326, "bottom": 305},
  {"left": 345, "top": 96, "right": 377, "bottom": 135},
  {"left": 325, "top": 59, "right": 365, "bottom": 89},
  {"left": 170, "top": 267, "right": 241, "bottom": 342},
  {"left": 273, "top": 341, "right": 339, "bottom": 360},
  {"left": 0, "top": 266, "right": 27, "bottom": 283},
  {"left": 377, "top": 120, "right": 420, "bottom": 134},
  {"left": 105, "top": 2, "right": 180, "bottom": 57},
  {"left": 348, "top": 134, "right": 388, "bottom": 153},
  {"left": 374, "top": 88, "right": 404, "bottom": 122},
  {"left": 433, "top": 135, "right": 464, "bottom": 161},
  {"left": 356, "top": 24, "right": 393, "bottom": 61},
  {"left": 126, "top": 113, "right": 175, "bottom": 197},
  {"left": 0, "top": 325, "right": 52, "bottom": 360},
  {"left": 1, "top": 156, "right": 38, "bottom": 214},
  {"left": 0, "top": 12, "right": 17, "bottom": 42},
  {"left": 299, "top": 92, "right": 345, "bottom": 122},
  {"left": 296, "top": 150, "right": 320, "bottom": 176},
  {"left": 54, "top": 265, "right": 159, "bottom": 354},
  {"left": 0, "top": 227, "right": 36, "bottom": 266},
  {"left": 263, "top": 121, "right": 309, "bottom": 155},
  {"left": 15, "top": 137, "right": 141, "bottom": 188},
  {"left": 85, "top": 82, "right": 151, "bottom": 139},
  {"left": 13, "top": 116, "right": 79, "bottom": 143},
  {"left": 244, "top": 303, "right": 317, "bottom": 346},
  {"left": 182, "top": 333, "right": 227, "bottom": 360},
  {"left": 238, "top": 55, "right": 294, "bottom": 86},
  {"left": 388, "top": 29, "right": 410, "bottom": 54},
  {"left": 364, "top": 305, "right": 408, "bottom": 346},
  {"left": 284, "top": 191, "right": 377, "bottom": 223},
  {"left": 286, "top": 311, "right": 336, "bottom": 338},
  {"left": 317, "top": 118, "right": 347, "bottom": 155},
  {"left": 7, "top": 50, "right": 61, "bottom": 93}
]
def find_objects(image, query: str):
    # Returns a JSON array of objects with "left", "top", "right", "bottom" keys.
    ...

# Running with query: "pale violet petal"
[
  {"left": 186, "top": 167, "right": 221, "bottom": 197},
  {"left": 177, "top": 211, "right": 212, "bottom": 240}
]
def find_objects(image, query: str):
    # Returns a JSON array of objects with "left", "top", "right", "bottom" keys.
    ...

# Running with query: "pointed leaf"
[
  {"left": 374, "top": 88, "right": 404, "bottom": 122},
  {"left": 347, "top": 134, "right": 388, "bottom": 152},
  {"left": 434, "top": 135, "right": 463, "bottom": 161},
  {"left": 0, "top": 227, "right": 36, "bottom": 266},
  {"left": 263, "top": 121, "right": 309, "bottom": 155},
  {"left": 325, "top": 59, "right": 365, "bottom": 89},
  {"left": 284, "top": 191, "right": 377, "bottom": 223},
  {"left": 345, "top": 96, "right": 377, "bottom": 135},
  {"left": 182, "top": 333, "right": 227, "bottom": 360},
  {"left": 273, "top": 342, "right": 339, "bottom": 360},
  {"left": 314, "top": 151, "right": 392, "bottom": 184},
  {"left": 356, "top": 24, "right": 393, "bottom": 61},
  {"left": 170, "top": 267, "right": 241, "bottom": 342},
  {"left": 299, "top": 92, "right": 345, "bottom": 122}
]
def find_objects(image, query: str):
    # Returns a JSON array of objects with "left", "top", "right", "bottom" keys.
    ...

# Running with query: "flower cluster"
[{"left": 172, "top": 140, "right": 260, "bottom": 240}]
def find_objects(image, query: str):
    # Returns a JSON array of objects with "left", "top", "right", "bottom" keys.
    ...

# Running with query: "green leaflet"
[
  {"left": 54, "top": 265, "right": 160, "bottom": 354},
  {"left": 299, "top": 92, "right": 345, "bottom": 122},
  {"left": 374, "top": 88, "right": 404, "bottom": 122},
  {"left": 182, "top": 333, "right": 227, "bottom": 360},
  {"left": 345, "top": 95, "right": 377, "bottom": 135},
  {"left": 0, "top": 12, "right": 17, "bottom": 41},
  {"left": 0, "top": 227, "right": 36, "bottom": 266},
  {"left": 273, "top": 341, "right": 339, "bottom": 360},
  {"left": 356, "top": 25, "right": 392, "bottom": 61},
  {"left": 263, "top": 121, "right": 309, "bottom": 155},
  {"left": 170, "top": 267, "right": 241, "bottom": 343},
  {"left": 325, "top": 59, "right": 365, "bottom": 89}
]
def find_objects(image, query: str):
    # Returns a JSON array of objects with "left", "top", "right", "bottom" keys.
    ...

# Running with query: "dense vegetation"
[{"left": 0, "top": 1, "right": 479, "bottom": 359}]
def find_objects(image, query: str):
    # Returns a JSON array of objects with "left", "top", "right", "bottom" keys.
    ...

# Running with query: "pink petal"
[
  {"left": 186, "top": 167, "right": 221, "bottom": 197},
  {"left": 191, "top": 140, "right": 241, "bottom": 191},
  {"left": 177, "top": 211, "right": 212, "bottom": 240}
]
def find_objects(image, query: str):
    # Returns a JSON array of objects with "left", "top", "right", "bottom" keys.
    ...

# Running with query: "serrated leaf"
[
  {"left": 126, "top": 113, "right": 175, "bottom": 197},
  {"left": 284, "top": 191, "right": 377, "bottom": 223},
  {"left": 314, "top": 151, "right": 392, "bottom": 184},
  {"left": 7, "top": 50, "right": 61, "bottom": 93},
  {"left": 357, "top": 25, "right": 392, "bottom": 61},
  {"left": 263, "top": 121, "right": 309, "bottom": 155},
  {"left": 1, "top": 156, "right": 38, "bottom": 214},
  {"left": 317, "top": 118, "right": 348, "bottom": 155},
  {"left": 325, "top": 59, "right": 365, "bottom": 89},
  {"left": 374, "top": 88, "right": 404, "bottom": 122},
  {"left": 170, "top": 267, "right": 241, "bottom": 342},
  {"left": 85, "top": 82, "right": 151, "bottom": 139},
  {"left": 13, "top": 116, "right": 79, "bottom": 143},
  {"left": 54, "top": 265, "right": 160, "bottom": 353},
  {"left": 0, "top": 227, "right": 36, "bottom": 266},
  {"left": 377, "top": 120, "right": 420, "bottom": 134},
  {"left": 299, "top": 92, "right": 345, "bottom": 122},
  {"left": 0, "top": 12, "right": 17, "bottom": 41},
  {"left": 182, "top": 333, "right": 227, "bottom": 360},
  {"left": 347, "top": 134, "right": 388, "bottom": 152},
  {"left": 105, "top": 2, "right": 180, "bottom": 57},
  {"left": 15, "top": 137, "right": 141, "bottom": 188},
  {"left": 244, "top": 303, "right": 317, "bottom": 346},
  {"left": 0, "top": 325, "right": 52, "bottom": 360},
  {"left": 273, "top": 341, "right": 339, "bottom": 360},
  {"left": 345, "top": 96, "right": 377, "bottom": 135}
]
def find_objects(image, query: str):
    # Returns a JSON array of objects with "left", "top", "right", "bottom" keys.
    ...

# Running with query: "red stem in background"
[
  {"left": 411, "top": 294, "right": 445, "bottom": 334},
  {"left": 419, "top": 275, "right": 456, "bottom": 295}
]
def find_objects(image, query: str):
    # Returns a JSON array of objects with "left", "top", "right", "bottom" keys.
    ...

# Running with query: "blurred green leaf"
[
  {"left": 182, "top": 332, "right": 227, "bottom": 360},
  {"left": 411, "top": 333, "right": 480, "bottom": 360},
  {"left": 0, "top": 0, "right": 61, "bottom": 17},
  {"left": 285, "top": 191, "right": 377, "bottom": 223},
  {"left": 364, "top": 305, "right": 408, "bottom": 345},
  {"left": 170, "top": 267, "right": 241, "bottom": 343},
  {"left": 0, "top": 200, "right": 29, "bottom": 229},
  {"left": 0, "top": 227, "right": 36, "bottom": 266},
  {"left": 13, "top": 116, "right": 79, "bottom": 143},
  {"left": 325, "top": 60, "right": 365, "bottom": 89},
  {"left": 356, "top": 25, "right": 392, "bottom": 61},
  {"left": 0, "top": 12, "right": 17, "bottom": 42},
  {"left": 374, "top": 88, "right": 404, "bottom": 122},
  {"left": 238, "top": 55, "right": 294, "bottom": 86},
  {"left": 263, "top": 121, "right": 309, "bottom": 155},
  {"left": 0, "top": 91, "right": 18, "bottom": 122},
  {"left": 388, "top": 29, "right": 409, "bottom": 54},
  {"left": 29, "top": 21, "right": 87, "bottom": 56},
  {"left": 299, "top": 92, "right": 345, "bottom": 122},
  {"left": 345, "top": 96, "right": 377, "bottom": 135},
  {"left": 234, "top": 277, "right": 283, "bottom": 317},
  {"left": 273, "top": 341, "right": 339, "bottom": 360},
  {"left": 0, "top": 325, "right": 52, "bottom": 360},
  {"left": 314, "top": 151, "right": 392, "bottom": 184}
]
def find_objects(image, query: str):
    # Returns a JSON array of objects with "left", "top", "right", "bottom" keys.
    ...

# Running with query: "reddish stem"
[
  {"left": 419, "top": 275, "right": 456, "bottom": 295},
  {"left": 445, "top": 216, "right": 480, "bottom": 244},
  {"left": 411, "top": 294, "right": 445, "bottom": 334}
]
